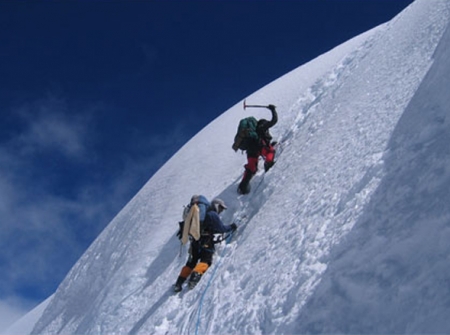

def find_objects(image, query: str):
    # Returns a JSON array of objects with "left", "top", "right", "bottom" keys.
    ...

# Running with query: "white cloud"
[
  {"left": 13, "top": 96, "right": 91, "bottom": 159},
  {"left": 0, "top": 94, "right": 192, "bottom": 314},
  {"left": 0, "top": 96, "right": 98, "bottom": 305},
  {"left": 0, "top": 297, "right": 35, "bottom": 334}
]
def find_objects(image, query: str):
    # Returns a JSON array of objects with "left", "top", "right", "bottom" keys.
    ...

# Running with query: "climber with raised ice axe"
[{"left": 232, "top": 101, "right": 278, "bottom": 194}]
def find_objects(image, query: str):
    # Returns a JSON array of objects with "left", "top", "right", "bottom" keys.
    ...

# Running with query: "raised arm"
[{"left": 265, "top": 104, "right": 278, "bottom": 129}]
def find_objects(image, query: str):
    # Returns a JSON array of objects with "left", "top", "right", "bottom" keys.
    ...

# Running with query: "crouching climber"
[{"left": 174, "top": 198, "right": 237, "bottom": 292}]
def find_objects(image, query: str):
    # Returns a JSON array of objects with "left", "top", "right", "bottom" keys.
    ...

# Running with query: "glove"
[
  {"left": 230, "top": 223, "right": 238, "bottom": 232},
  {"left": 268, "top": 104, "right": 276, "bottom": 112}
]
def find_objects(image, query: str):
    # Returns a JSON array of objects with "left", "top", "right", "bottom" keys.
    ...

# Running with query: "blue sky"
[{"left": 0, "top": 0, "right": 414, "bottom": 323}]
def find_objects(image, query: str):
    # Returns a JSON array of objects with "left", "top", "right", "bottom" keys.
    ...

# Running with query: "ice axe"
[{"left": 243, "top": 100, "right": 273, "bottom": 110}]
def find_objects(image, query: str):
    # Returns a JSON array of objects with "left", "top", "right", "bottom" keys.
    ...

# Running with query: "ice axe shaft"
[
  {"left": 245, "top": 104, "right": 267, "bottom": 108},
  {"left": 243, "top": 100, "right": 270, "bottom": 110}
]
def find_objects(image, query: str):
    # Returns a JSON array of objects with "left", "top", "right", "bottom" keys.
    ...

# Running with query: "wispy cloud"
[
  {"left": 0, "top": 296, "right": 34, "bottom": 334},
  {"left": 12, "top": 96, "right": 91, "bottom": 159},
  {"left": 0, "top": 96, "right": 101, "bottom": 319}
]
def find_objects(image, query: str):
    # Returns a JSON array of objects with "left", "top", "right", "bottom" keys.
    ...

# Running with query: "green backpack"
[{"left": 232, "top": 117, "right": 259, "bottom": 151}]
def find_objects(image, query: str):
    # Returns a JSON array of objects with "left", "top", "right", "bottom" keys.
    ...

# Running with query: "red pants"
[{"left": 245, "top": 145, "right": 275, "bottom": 173}]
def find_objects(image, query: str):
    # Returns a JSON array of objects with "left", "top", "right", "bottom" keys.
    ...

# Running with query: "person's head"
[
  {"left": 211, "top": 198, "right": 227, "bottom": 213},
  {"left": 257, "top": 119, "right": 268, "bottom": 134}
]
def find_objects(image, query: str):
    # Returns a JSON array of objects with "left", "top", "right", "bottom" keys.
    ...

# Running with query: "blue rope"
[{"left": 194, "top": 232, "right": 234, "bottom": 335}]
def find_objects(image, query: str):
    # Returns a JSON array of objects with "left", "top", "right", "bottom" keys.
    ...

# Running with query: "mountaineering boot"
[
  {"left": 264, "top": 160, "right": 275, "bottom": 172},
  {"left": 188, "top": 271, "right": 202, "bottom": 289},
  {"left": 173, "top": 276, "right": 186, "bottom": 293},
  {"left": 173, "top": 266, "right": 193, "bottom": 292},
  {"left": 238, "top": 169, "right": 254, "bottom": 195},
  {"left": 238, "top": 182, "right": 251, "bottom": 195}
]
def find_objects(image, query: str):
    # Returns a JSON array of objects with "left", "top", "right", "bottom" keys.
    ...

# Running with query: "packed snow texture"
[{"left": 8, "top": 0, "right": 450, "bottom": 334}]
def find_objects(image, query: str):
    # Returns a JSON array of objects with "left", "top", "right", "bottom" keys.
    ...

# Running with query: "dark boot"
[
  {"left": 238, "top": 169, "right": 254, "bottom": 194},
  {"left": 173, "top": 276, "right": 186, "bottom": 293},
  {"left": 188, "top": 271, "right": 202, "bottom": 289},
  {"left": 264, "top": 160, "right": 275, "bottom": 172}
]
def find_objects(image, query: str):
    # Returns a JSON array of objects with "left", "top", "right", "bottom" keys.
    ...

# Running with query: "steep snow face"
[
  {"left": 294, "top": 6, "right": 450, "bottom": 334},
  {"left": 21, "top": 0, "right": 450, "bottom": 334}
]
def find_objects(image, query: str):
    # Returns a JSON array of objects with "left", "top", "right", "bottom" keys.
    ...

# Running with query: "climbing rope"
[{"left": 194, "top": 232, "right": 234, "bottom": 335}]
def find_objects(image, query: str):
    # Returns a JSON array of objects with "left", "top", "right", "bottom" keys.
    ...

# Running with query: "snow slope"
[{"left": 9, "top": 0, "right": 450, "bottom": 334}]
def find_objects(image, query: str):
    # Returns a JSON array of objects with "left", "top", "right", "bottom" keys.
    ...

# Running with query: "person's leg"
[
  {"left": 174, "top": 242, "right": 200, "bottom": 291},
  {"left": 173, "top": 266, "right": 192, "bottom": 292},
  {"left": 188, "top": 244, "right": 214, "bottom": 289},
  {"left": 261, "top": 144, "right": 276, "bottom": 172},
  {"left": 238, "top": 154, "right": 259, "bottom": 194}
]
